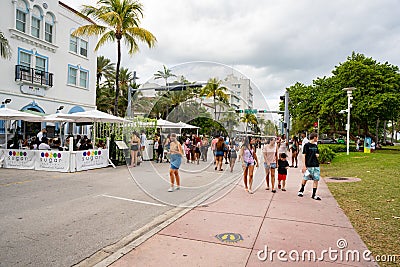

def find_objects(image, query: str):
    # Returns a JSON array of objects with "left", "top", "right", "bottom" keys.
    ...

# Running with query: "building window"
[
  {"left": 68, "top": 66, "right": 78, "bottom": 85},
  {"left": 31, "top": 6, "right": 43, "bottom": 38},
  {"left": 68, "top": 65, "right": 89, "bottom": 88},
  {"left": 19, "top": 51, "right": 31, "bottom": 68},
  {"left": 31, "top": 17, "right": 41, "bottom": 38},
  {"left": 35, "top": 57, "right": 46, "bottom": 72},
  {"left": 80, "top": 40, "right": 88, "bottom": 57},
  {"left": 70, "top": 35, "right": 78, "bottom": 53},
  {"left": 45, "top": 23, "right": 52, "bottom": 42},
  {"left": 79, "top": 70, "right": 88, "bottom": 88},
  {"left": 16, "top": 9, "right": 27, "bottom": 32},
  {"left": 70, "top": 32, "right": 88, "bottom": 58},
  {"left": 44, "top": 12, "right": 55, "bottom": 43}
]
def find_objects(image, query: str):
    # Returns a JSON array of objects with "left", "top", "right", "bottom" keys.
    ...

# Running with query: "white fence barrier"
[{"left": 1, "top": 148, "right": 109, "bottom": 172}]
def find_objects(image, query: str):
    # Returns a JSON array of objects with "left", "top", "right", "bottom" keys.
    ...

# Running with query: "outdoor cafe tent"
[
  {"left": 177, "top": 121, "right": 199, "bottom": 135},
  {"left": 58, "top": 109, "right": 128, "bottom": 141},
  {"left": 156, "top": 119, "right": 182, "bottom": 129},
  {"left": 0, "top": 107, "right": 43, "bottom": 147}
]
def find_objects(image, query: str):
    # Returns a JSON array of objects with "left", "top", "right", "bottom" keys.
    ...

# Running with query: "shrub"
[
  {"left": 320, "top": 144, "right": 358, "bottom": 153},
  {"left": 318, "top": 146, "right": 336, "bottom": 163}
]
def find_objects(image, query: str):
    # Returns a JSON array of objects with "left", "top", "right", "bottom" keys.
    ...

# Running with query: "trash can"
[{"left": 142, "top": 139, "right": 154, "bottom": 160}]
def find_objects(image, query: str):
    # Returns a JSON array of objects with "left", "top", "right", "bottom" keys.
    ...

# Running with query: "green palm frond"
[{"left": 95, "top": 31, "right": 116, "bottom": 51}]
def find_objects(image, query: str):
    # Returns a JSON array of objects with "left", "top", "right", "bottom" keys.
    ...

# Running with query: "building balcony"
[{"left": 15, "top": 65, "right": 53, "bottom": 87}]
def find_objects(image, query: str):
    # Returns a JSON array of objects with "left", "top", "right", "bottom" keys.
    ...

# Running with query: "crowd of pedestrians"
[{"left": 129, "top": 131, "right": 322, "bottom": 200}]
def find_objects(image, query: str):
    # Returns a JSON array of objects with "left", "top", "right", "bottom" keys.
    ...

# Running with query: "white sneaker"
[
  {"left": 175, "top": 186, "right": 180, "bottom": 190},
  {"left": 298, "top": 191, "right": 303, "bottom": 197},
  {"left": 168, "top": 188, "right": 173, "bottom": 192}
]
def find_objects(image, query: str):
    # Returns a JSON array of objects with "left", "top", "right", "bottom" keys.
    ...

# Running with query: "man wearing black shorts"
[{"left": 298, "top": 132, "right": 321, "bottom": 200}]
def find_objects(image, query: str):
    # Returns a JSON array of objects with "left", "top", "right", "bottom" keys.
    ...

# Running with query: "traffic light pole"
[{"left": 284, "top": 90, "right": 290, "bottom": 138}]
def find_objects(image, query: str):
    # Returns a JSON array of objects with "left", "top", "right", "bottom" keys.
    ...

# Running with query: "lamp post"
[{"left": 342, "top": 87, "right": 356, "bottom": 155}]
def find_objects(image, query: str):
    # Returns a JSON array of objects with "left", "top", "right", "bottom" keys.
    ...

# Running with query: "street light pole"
[{"left": 342, "top": 87, "right": 356, "bottom": 155}]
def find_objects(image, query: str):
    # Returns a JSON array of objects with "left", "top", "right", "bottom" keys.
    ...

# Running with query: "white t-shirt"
[
  {"left": 37, "top": 131, "right": 44, "bottom": 142},
  {"left": 301, "top": 137, "right": 309, "bottom": 153},
  {"left": 140, "top": 134, "right": 147, "bottom": 146}
]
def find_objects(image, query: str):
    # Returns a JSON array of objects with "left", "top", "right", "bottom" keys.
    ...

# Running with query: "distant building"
[
  {"left": 0, "top": 1, "right": 97, "bottom": 140},
  {"left": 222, "top": 73, "right": 253, "bottom": 110}
]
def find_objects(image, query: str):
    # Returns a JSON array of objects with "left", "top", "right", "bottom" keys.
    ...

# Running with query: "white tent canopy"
[
  {"left": 156, "top": 119, "right": 182, "bottom": 128},
  {"left": 57, "top": 109, "right": 128, "bottom": 141},
  {"left": 0, "top": 107, "right": 43, "bottom": 147},
  {"left": 177, "top": 121, "right": 199, "bottom": 129},
  {"left": 57, "top": 109, "right": 127, "bottom": 123}
]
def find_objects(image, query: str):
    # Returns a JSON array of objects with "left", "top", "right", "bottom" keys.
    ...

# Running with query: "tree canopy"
[{"left": 285, "top": 52, "right": 400, "bottom": 141}]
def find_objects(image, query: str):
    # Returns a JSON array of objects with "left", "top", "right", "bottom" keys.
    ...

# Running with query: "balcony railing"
[{"left": 15, "top": 65, "right": 53, "bottom": 87}]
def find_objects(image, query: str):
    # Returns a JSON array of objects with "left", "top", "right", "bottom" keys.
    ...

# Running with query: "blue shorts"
[
  {"left": 215, "top": 151, "right": 224, "bottom": 157},
  {"left": 170, "top": 154, "right": 182, "bottom": 170},
  {"left": 303, "top": 167, "right": 320, "bottom": 181},
  {"left": 264, "top": 162, "right": 277, "bottom": 169}
]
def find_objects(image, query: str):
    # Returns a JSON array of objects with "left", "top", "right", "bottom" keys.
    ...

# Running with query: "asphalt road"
[{"left": 0, "top": 154, "right": 249, "bottom": 266}]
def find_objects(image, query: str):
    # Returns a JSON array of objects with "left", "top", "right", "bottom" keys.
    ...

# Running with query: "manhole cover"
[
  {"left": 215, "top": 233, "right": 243, "bottom": 243},
  {"left": 325, "top": 177, "right": 361, "bottom": 183}
]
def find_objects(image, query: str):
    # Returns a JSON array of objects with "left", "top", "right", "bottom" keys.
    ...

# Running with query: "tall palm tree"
[
  {"left": 0, "top": 31, "right": 11, "bottom": 59},
  {"left": 96, "top": 56, "right": 115, "bottom": 91},
  {"left": 201, "top": 77, "right": 228, "bottom": 121},
  {"left": 73, "top": 0, "right": 157, "bottom": 116},
  {"left": 241, "top": 113, "right": 258, "bottom": 135},
  {"left": 220, "top": 107, "right": 239, "bottom": 135},
  {"left": 154, "top": 65, "right": 176, "bottom": 86}
]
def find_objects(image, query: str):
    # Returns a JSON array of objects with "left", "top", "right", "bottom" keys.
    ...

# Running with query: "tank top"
[{"left": 243, "top": 147, "right": 255, "bottom": 164}]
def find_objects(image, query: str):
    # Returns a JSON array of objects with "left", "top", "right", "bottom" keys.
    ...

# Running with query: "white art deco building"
[{"left": 0, "top": 0, "right": 97, "bottom": 140}]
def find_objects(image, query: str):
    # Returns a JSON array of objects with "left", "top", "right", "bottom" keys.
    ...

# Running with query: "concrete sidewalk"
[{"left": 105, "top": 162, "right": 378, "bottom": 267}]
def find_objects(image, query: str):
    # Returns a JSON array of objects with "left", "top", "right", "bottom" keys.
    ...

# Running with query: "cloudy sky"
[{"left": 63, "top": 0, "right": 400, "bottom": 113}]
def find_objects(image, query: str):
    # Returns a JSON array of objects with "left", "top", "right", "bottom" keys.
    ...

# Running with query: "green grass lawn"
[{"left": 322, "top": 147, "right": 400, "bottom": 267}]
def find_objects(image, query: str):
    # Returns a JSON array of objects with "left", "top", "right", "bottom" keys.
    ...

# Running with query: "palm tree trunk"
[
  {"left": 213, "top": 92, "right": 216, "bottom": 121},
  {"left": 114, "top": 38, "right": 122, "bottom": 116}
]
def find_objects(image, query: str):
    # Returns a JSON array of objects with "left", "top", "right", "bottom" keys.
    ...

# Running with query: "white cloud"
[{"left": 62, "top": 0, "right": 400, "bottom": 114}]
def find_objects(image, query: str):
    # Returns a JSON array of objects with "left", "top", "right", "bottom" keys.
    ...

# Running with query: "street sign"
[{"left": 244, "top": 109, "right": 257, "bottom": 114}]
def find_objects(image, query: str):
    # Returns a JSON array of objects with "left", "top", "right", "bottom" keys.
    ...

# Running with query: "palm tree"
[
  {"left": 0, "top": 31, "right": 11, "bottom": 59},
  {"left": 201, "top": 77, "right": 228, "bottom": 121},
  {"left": 73, "top": 0, "right": 157, "bottom": 116},
  {"left": 154, "top": 65, "right": 176, "bottom": 86},
  {"left": 96, "top": 56, "right": 115, "bottom": 91},
  {"left": 241, "top": 113, "right": 258, "bottom": 135},
  {"left": 220, "top": 108, "right": 239, "bottom": 135}
]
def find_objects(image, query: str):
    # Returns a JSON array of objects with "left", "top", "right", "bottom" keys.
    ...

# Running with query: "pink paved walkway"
[{"left": 109, "top": 163, "right": 378, "bottom": 267}]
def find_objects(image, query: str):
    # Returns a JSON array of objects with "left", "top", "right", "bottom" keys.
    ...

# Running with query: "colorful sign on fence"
[
  {"left": 35, "top": 151, "right": 70, "bottom": 172},
  {"left": 3, "top": 150, "right": 35, "bottom": 169},
  {"left": 75, "top": 149, "right": 108, "bottom": 171}
]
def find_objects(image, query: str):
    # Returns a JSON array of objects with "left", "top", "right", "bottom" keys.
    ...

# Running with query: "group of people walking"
[
  {"left": 240, "top": 132, "right": 321, "bottom": 200},
  {"left": 129, "top": 131, "right": 321, "bottom": 200}
]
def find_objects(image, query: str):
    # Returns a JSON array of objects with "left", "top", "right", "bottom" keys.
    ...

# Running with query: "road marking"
[{"left": 100, "top": 194, "right": 166, "bottom": 207}]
